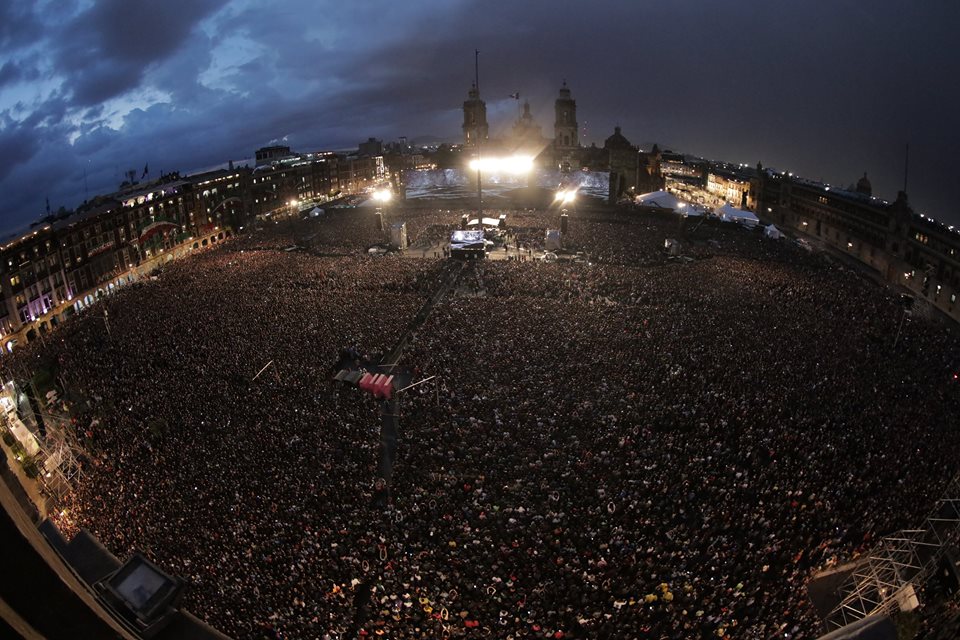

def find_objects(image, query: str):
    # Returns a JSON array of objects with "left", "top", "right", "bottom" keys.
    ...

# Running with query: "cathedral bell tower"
[
  {"left": 554, "top": 81, "right": 579, "bottom": 151},
  {"left": 462, "top": 84, "right": 489, "bottom": 148}
]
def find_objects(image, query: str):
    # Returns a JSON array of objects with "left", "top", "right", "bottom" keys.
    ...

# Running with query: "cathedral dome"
[{"left": 604, "top": 126, "right": 633, "bottom": 150}]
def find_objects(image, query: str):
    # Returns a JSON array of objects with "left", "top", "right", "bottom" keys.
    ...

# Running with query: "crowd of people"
[{"left": 10, "top": 202, "right": 958, "bottom": 639}]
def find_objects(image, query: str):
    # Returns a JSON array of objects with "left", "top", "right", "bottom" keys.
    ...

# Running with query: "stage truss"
[
  {"left": 826, "top": 475, "right": 960, "bottom": 629},
  {"left": 38, "top": 424, "right": 85, "bottom": 499}
]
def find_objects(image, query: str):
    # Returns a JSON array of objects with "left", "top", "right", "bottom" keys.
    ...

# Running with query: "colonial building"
[
  {"left": 661, "top": 152, "right": 707, "bottom": 186},
  {"left": 460, "top": 81, "right": 581, "bottom": 170},
  {"left": 249, "top": 146, "right": 385, "bottom": 218},
  {"left": 338, "top": 155, "right": 385, "bottom": 195},
  {"left": 0, "top": 225, "right": 63, "bottom": 337},
  {"left": 0, "top": 138, "right": 386, "bottom": 352},
  {"left": 754, "top": 168, "right": 960, "bottom": 322},
  {"left": 251, "top": 152, "right": 340, "bottom": 218},
  {"left": 707, "top": 168, "right": 754, "bottom": 209},
  {"left": 0, "top": 171, "right": 241, "bottom": 351},
  {"left": 602, "top": 126, "right": 665, "bottom": 200}
]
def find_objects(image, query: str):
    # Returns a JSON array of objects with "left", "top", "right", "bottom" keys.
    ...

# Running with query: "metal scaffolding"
[
  {"left": 826, "top": 475, "right": 960, "bottom": 629},
  {"left": 37, "top": 426, "right": 85, "bottom": 499}
]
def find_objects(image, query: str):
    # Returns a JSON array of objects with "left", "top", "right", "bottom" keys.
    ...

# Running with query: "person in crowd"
[{"left": 15, "top": 205, "right": 957, "bottom": 639}]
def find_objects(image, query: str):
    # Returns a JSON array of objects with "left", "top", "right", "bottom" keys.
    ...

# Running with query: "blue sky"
[{"left": 1, "top": 0, "right": 958, "bottom": 232}]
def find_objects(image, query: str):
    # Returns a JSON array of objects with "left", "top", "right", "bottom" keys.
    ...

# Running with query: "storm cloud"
[{"left": 0, "top": 0, "right": 958, "bottom": 233}]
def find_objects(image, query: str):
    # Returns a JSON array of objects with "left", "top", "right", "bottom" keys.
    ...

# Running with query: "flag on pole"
[
  {"left": 509, "top": 92, "right": 520, "bottom": 100},
  {"left": 141, "top": 163, "right": 149, "bottom": 179}
]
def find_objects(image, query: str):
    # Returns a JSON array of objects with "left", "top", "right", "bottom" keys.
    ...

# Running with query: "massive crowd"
[{"left": 11, "top": 202, "right": 958, "bottom": 639}]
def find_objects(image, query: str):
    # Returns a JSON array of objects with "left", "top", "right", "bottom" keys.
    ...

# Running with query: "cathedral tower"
[
  {"left": 462, "top": 84, "right": 489, "bottom": 148},
  {"left": 510, "top": 100, "right": 544, "bottom": 155},
  {"left": 554, "top": 81, "right": 579, "bottom": 151}
]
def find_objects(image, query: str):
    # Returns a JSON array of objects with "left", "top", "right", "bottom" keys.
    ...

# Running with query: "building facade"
[
  {"left": 0, "top": 144, "right": 386, "bottom": 352},
  {"left": 707, "top": 169, "right": 754, "bottom": 209},
  {"left": 754, "top": 169, "right": 960, "bottom": 322},
  {"left": 0, "top": 171, "right": 239, "bottom": 352},
  {"left": 255, "top": 145, "right": 294, "bottom": 166},
  {"left": 602, "top": 126, "right": 665, "bottom": 200},
  {"left": 460, "top": 81, "right": 582, "bottom": 171}
]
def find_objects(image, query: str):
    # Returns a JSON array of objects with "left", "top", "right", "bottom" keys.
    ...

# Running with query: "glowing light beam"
[{"left": 469, "top": 155, "right": 534, "bottom": 175}]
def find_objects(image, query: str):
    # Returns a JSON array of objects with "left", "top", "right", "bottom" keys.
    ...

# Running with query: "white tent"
[
  {"left": 764, "top": 224, "right": 783, "bottom": 240},
  {"left": 717, "top": 203, "right": 759, "bottom": 227},
  {"left": 634, "top": 190, "right": 701, "bottom": 215}
]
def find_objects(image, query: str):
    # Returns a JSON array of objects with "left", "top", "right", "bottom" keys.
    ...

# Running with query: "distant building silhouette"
[
  {"left": 602, "top": 126, "right": 665, "bottom": 199},
  {"left": 553, "top": 81, "right": 579, "bottom": 170},
  {"left": 508, "top": 101, "right": 546, "bottom": 157},
  {"left": 358, "top": 138, "right": 383, "bottom": 157},
  {"left": 255, "top": 145, "right": 293, "bottom": 166}
]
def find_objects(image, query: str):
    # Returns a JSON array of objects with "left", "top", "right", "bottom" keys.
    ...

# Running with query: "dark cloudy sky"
[{"left": 1, "top": 0, "right": 959, "bottom": 233}]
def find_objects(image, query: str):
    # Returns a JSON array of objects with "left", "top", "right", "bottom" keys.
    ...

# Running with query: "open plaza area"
[{"left": 3, "top": 197, "right": 956, "bottom": 639}]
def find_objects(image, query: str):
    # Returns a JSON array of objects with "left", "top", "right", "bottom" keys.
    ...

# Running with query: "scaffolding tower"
[
  {"left": 37, "top": 425, "right": 85, "bottom": 500},
  {"left": 40, "top": 434, "right": 83, "bottom": 500},
  {"left": 826, "top": 475, "right": 960, "bottom": 629}
]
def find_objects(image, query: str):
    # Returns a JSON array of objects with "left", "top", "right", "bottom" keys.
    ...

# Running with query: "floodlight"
[
  {"left": 469, "top": 155, "right": 534, "bottom": 175},
  {"left": 373, "top": 189, "right": 392, "bottom": 203}
]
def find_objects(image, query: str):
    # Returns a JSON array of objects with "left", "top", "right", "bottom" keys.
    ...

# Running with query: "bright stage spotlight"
[{"left": 469, "top": 155, "right": 534, "bottom": 175}]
